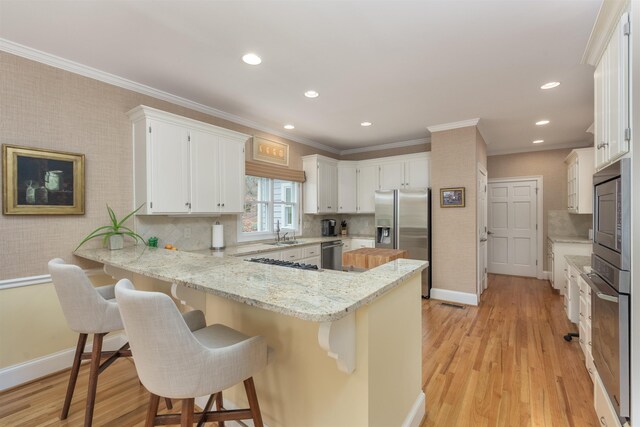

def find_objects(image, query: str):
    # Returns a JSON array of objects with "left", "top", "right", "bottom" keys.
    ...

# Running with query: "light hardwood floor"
[{"left": 0, "top": 274, "right": 597, "bottom": 426}]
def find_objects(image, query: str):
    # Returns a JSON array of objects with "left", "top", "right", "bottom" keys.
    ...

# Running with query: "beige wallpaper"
[
  {"left": 431, "top": 126, "right": 483, "bottom": 295},
  {"left": 487, "top": 147, "right": 591, "bottom": 270},
  {"left": 0, "top": 51, "right": 335, "bottom": 280}
]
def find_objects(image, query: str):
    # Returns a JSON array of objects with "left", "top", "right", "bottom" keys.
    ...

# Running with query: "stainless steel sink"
[{"left": 264, "top": 240, "right": 304, "bottom": 246}]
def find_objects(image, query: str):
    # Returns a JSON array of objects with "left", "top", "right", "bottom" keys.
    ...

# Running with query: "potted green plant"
[{"left": 75, "top": 204, "right": 146, "bottom": 251}]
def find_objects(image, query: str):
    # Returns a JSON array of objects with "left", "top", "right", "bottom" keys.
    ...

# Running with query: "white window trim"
[{"left": 237, "top": 178, "right": 301, "bottom": 243}]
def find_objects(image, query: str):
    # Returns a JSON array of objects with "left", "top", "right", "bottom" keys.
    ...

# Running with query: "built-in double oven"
[{"left": 581, "top": 158, "right": 631, "bottom": 422}]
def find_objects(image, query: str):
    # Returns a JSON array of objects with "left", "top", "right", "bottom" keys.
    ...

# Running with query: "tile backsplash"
[
  {"left": 547, "top": 209, "right": 592, "bottom": 238},
  {"left": 135, "top": 213, "right": 376, "bottom": 251}
]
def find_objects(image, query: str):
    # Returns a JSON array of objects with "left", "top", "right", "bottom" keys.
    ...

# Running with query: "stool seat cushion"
[{"left": 96, "top": 284, "right": 116, "bottom": 301}]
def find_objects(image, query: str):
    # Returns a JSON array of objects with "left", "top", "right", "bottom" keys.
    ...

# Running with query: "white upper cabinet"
[
  {"left": 594, "top": 12, "right": 630, "bottom": 170},
  {"left": 565, "top": 148, "right": 594, "bottom": 214},
  {"left": 303, "top": 152, "right": 430, "bottom": 214},
  {"left": 338, "top": 164, "right": 357, "bottom": 213},
  {"left": 129, "top": 106, "right": 249, "bottom": 215},
  {"left": 377, "top": 156, "right": 430, "bottom": 190},
  {"left": 378, "top": 161, "right": 405, "bottom": 190},
  {"left": 357, "top": 165, "right": 378, "bottom": 213}
]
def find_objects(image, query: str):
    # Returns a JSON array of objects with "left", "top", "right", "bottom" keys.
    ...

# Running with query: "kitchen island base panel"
[{"left": 202, "top": 272, "right": 423, "bottom": 427}]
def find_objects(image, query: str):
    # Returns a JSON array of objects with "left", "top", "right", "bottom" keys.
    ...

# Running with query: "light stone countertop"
[
  {"left": 565, "top": 255, "right": 592, "bottom": 273},
  {"left": 548, "top": 235, "right": 592, "bottom": 244},
  {"left": 198, "top": 235, "right": 374, "bottom": 258},
  {"left": 74, "top": 245, "right": 425, "bottom": 322}
]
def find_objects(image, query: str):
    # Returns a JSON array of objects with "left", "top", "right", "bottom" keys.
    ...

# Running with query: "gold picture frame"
[
  {"left": 440, "top": 187, "right": 465, "bottom": 208},
  {"left": 2, "top": 144, "right": 85, "bottom": 215},
  {"left": 252, "top": 136, "right": 289, "bottom": 166}
]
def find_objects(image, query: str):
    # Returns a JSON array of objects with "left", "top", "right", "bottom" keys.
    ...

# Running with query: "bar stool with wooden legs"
[
  {"left": 48, "top": 258, "right": 173, "bottom": 426},
  {"left": 114, "top": 279, "right": 271, "bottom": 427}
]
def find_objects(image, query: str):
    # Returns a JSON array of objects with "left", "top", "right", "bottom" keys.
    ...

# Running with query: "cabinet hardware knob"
[
  {"left": 588, "top": 368, "right": 593, "bottom": 374},
  {"left": 185, "top": 202, "right": 189, "bottom": 206},
  {"left": 222, "top": 203, "right": 225, "bottom": 207},
  {"left": 600, "top": 416, "right": 606, "bottom": 425},
  {"left": 217, "top": 203, "right": 221, "bottom": 206}
]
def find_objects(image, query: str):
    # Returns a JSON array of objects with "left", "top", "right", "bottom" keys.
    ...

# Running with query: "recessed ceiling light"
[
  {"left": 304, "top": 90, "right": 319, "bottom": 98},
  {"left": 242, "top": 53, "right": 262, "bottom": 65},
  {"left": 284, "top": 124, "right": 295, "bottom": 130},
  {"left": 540, "top": 81, "right": 560, "bottom": 90},
  {"left": 361, "top": 121, "right": 372, "bottom": 127},
  {"left": 533, "top": 139, "right": 544, "bottom": 144},
  {"left": 536, "top": 120, "right": 550, "bottom": 126}
]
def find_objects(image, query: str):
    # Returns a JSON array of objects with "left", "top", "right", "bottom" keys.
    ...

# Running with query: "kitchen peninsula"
[{"left": 74, "top": 245, "right": 428, "bottom": 427}]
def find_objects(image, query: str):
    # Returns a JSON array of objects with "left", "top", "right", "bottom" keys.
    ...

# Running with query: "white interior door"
[
  {"left": 477, "top": 168, "right": 488, "bottom": 295},
  {"left": 488, "top": 180, "right": 538, "bottom": 277}
]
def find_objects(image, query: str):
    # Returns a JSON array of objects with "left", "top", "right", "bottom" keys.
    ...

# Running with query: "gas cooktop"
[{"left": 247, "top": 258, "right": 320, "bottom": 271}]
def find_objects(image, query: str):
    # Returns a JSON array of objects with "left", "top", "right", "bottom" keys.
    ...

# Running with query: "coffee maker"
[{"left": 321, "top": 219, "right": 337, "bottom": 236}]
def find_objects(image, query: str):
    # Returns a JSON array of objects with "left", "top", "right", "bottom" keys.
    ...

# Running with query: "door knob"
[{"left": 487, "top": 231, "right": 494, "bottom": 235}]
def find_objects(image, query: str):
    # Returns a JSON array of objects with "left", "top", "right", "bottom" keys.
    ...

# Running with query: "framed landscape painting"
[
  {"left": 2, "top": 145, "right": 85, "bottom": 215},
  {"left": 440, "top": 187, "right": 465, "bottom": 208}
]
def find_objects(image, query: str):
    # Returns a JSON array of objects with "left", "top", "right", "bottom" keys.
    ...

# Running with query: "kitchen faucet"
[{"left": 275, "top": 220, "right": 281, "bottom": 242}]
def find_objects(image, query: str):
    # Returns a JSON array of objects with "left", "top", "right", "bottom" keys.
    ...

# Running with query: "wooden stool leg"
[
  {"left": 196, "top": 394, "right": 215, "bottom": 427},
  {"left": 84, "top": 333, "right": 105, "bottom": 427},
  {"left": 216, "top": 391, "right": 225, "bottom": 427},
  {"left": 181, "top": 398, "right": 194, "bottom": 427},
  {"left": 165, "top": 398, "right": 173, "bottom": 410},
  {"left": 60, "top": 333, "right": 87, "bottom": 420},
  {"left": 146, "top": 394, "right": 160, "bottom": 427},
  {"left": 244, "top": 378, "right": 263, "bottom": 427}
]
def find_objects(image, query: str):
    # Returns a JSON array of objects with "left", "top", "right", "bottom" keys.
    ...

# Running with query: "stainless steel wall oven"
[{"left": 582, "top": 158, "right": 631, "bottom": 422}]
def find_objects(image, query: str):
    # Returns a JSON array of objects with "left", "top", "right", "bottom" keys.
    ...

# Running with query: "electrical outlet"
[{"left": 184, "top": 227, "right": 191, "bottom": 238}]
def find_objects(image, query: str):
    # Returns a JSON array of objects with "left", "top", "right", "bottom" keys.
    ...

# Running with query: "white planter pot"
[{"left": 108, "top": 234, "right": 124, "bottom": 250}]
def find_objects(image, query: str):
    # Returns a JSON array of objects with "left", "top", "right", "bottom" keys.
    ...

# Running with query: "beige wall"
[
  {"left": 0, "top": 51, "right": 336, "bottom": 281},
  {"left": 339, "top": 142, "right": 430, "bottom": 161},
  {"left": 487, "top": 147, "right": 580, "bottom": 270},
  {"left": 430, "top": 126, "right": 485, "bottom": 297}
]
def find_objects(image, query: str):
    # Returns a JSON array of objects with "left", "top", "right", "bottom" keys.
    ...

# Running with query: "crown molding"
[
  {"left": 487, "top": 141, "right": 592, "bottom": 157},
  {"left": 581, "top": 0, "right": 629, "bottom": 66},
  {"left": 339, "top": 137, "right": 430, "bottom": 156},
  {"left": 0, "top": 38, "right": 341, "bottom": 155},
  {"left": 426, "top": 118, "right": 480, "bottom": 133}
]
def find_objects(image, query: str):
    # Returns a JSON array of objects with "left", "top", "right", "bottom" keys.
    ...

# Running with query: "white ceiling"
[{"left": 0, "top": 0, "right": 601, "bottom": 155}]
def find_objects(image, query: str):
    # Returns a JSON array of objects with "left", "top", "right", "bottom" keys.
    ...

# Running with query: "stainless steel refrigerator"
[{"left": 375, "top": 189, "right": 431, "bottom": 298}]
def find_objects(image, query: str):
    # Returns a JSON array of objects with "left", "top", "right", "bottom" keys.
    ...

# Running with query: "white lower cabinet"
[
  {"left": 349, "top": 238, "right": 374, "bottom": 249},
  {"left": 243, "top": 244, "right": 322, "bottom": 268},
  {"left": 549, "top": 240, "right": 591, "bottom": 294},
  {"left": 594, "top": 373, "right": 622, "bottom": 427}
]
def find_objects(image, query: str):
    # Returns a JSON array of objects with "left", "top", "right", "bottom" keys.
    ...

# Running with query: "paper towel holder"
[{"left": 211, "top": 221, "right": 225, "bottom": 251}]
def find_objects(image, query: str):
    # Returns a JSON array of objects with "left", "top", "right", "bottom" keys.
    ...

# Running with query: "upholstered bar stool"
[
  {"left": 47, "top": 259, "right": 172, "bottom": 426},
  {"left": 114, "top": 279, "right": 270, "bottom": 427}
]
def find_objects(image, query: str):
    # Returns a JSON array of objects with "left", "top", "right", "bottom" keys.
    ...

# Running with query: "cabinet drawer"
[
  {"left": 302, "top": 245, "right": 321, "bottom": 258},
  {"left": 579, "top": 323, "right": 588, "bottom": 361},
  {"left": 281, "top": 247, "right": 303, "bottom": 261},
  {"left": 594, "top": 373, "right": 622, "bottom": 427}
]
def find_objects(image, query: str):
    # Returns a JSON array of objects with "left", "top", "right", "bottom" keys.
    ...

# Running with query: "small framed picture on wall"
[{"left": 440, "top": 187, "right": 465, "bottom": 208}]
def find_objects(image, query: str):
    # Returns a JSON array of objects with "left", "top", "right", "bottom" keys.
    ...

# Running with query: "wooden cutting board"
[{"left": 342, "top": 248, "right": 409, "bottom": 270}]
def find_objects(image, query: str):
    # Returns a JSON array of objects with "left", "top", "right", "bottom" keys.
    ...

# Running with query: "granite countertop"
[
  {"left": 196, "top": 235, "right": 375, "bottom": 258},
  {"left": 74, "top": 245, "right": 425, "bottom": 322},
  {"left": 565, "top": 255, "right": 592, "bottom": 273},
  {"left": 548, "top": 235, "right": 592, "bottom": 244}
]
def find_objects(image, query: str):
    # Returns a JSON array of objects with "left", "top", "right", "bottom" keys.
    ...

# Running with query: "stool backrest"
[
  {"left": 48, "top": 258, "right": 120, "bottom": 334},
  {"left": 115, "top": 279, "right": 211, "bottom": 397}
]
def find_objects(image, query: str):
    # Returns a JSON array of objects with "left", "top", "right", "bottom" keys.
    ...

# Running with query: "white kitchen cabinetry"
[
  {"left": 578, "top": 274, "right": 595, "bottom": 383},
  {"left": 378, "top": 156, "right": 430, "bottom": 190},
  {"left": 129, "top": 106, "right": 248, "bottom": 215},
  {"left": 337, "top": 164, "right": 357, "bottom": 213},
  {"left": 594, "top": 12, "right": 630, "bottom": 170},
  {"left": 594, "top": 373, "right": 623, "bottom": 427},
  {"left": 303, "top": 153, "right": 430, "bottom": 214},
  {"left": 564, "top": 263, "right": 581, "bottom": 323},
  {"left": 242, "top": 244, "right": 322, "bottom": 268},
  {"left": 349, "top": 238, "right": 375, "bottom": 249},
  {"left": 548, "top": 239, "right": 591, "bottom": 294},
  {"left": 565, "top": 148, "right": 595, "bottom": 214},
  {"left": 356, "top": 165, "right": 378, "bottom": 213},
  {"left": 303, "top": 156, "right": 338, "bottom": 214}
]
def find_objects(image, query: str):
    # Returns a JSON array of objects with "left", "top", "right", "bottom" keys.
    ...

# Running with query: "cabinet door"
[
  {"left": 357, "top": 165, "right": 378, "bottom": 213},
  {"left": 405, "top": 157, "right": 430, "bottom": 189},
  {"left": 218, "top": 138, "right": 246, "bottom": 213},
  {"left": 149, "top": 119, "right": 190, "bottom": 213},
  {"left": 189, "top": 130, "right": 219, "bottom": 213},
  {"left": 378, "top": 162, "right": 405, "bottom": 190},
  {"left": 337, "top": 165, "right": 357, "bottom": 213},
  {"left": 607, "top": 12, "right": 631, "bottom": 163},
  {"left": 594, "top": 51, "right": 608, "bottom": 169},
  {"left": 318, "top": 161, "right": 337, "bottom": 212}
]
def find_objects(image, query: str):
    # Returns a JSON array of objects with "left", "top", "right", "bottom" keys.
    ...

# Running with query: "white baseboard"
[
  {"left": 0, "top": 333, "right": 127, "bottom": 391},
  {"left": 402, "top": 391, "right": 426, "bottom": 427},
  {"left": 430, "top": 288, "right": 478, "bottom": 306},
  {"left": 195, "top": 395, "right": 268, "bottom": 427},
  {"left": 540, "top": 270, "right": 551, "bottom": 281}
]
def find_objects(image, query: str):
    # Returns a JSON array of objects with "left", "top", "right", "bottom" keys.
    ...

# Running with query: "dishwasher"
[{"left": 321, "top": 240, "right": 344, "bottom": 271}]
